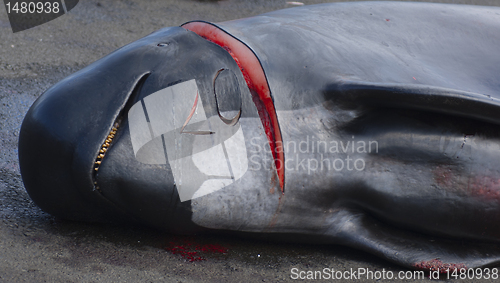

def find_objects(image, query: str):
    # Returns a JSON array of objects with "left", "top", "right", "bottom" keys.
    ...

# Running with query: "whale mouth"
[
  {"left": 93, "top": 121, "right": 120, "bottom": 192},
  {"left": 92, "top": 73, "right": 150, "bottom": 192},
  {"left": 182, "top": 22, "right": 285, "bottom": 192},
  {"left": 18, "top": 64, "right": 153, "bottom": 223}
]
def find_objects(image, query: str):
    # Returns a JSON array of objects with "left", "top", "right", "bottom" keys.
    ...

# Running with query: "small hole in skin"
[{"left": 157, "top": 43, "right": 169, "bottom": 47}]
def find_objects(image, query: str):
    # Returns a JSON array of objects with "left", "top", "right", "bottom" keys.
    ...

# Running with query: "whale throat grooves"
[{"left": 182, "top": 21, "right": 285, "bottom": 193}]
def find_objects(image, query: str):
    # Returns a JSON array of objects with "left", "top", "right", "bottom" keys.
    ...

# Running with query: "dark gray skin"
[{"left": 19, "top": 2, "right": 500, "bottom": 270}]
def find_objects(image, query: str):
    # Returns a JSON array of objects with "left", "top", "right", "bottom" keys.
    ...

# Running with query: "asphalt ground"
[{"left": 1, "top": 0, "right": 500, "bottom": 282}]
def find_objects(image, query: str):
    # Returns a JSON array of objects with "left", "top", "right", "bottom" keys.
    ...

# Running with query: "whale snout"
[
  {"left": 18, "top": 27, "right": 183, "bottom": 223},
  {"left": 17, "top": 67, "right": 142, "bottom": 223},
  {"left": 18, "top": 26, "right": 237, "bottom": 232}
]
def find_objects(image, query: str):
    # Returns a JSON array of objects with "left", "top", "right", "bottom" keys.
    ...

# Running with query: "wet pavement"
[{"left": 1, "top": 0, "right": 500, "bottom": 282}]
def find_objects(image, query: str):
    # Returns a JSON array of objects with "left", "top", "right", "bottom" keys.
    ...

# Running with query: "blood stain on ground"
[{"left": 165, "top": 237, "right": 228, "bottom": 262}]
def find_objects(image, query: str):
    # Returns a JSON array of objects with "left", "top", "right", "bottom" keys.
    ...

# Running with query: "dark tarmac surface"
[{"left": 1, "top": 0, "right": 500, "bottom": 282}]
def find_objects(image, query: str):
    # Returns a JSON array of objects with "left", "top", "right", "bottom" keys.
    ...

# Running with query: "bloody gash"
[{"left": 18, "top": 2, "right": 500, "bottom": 270}]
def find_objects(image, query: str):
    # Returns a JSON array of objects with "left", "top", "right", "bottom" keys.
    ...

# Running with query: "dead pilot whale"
[{"left": 18, "top": 2, "right": 500, "bottom": 270}]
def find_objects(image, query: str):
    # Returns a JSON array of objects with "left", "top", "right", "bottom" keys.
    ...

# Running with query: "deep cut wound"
[{"left": 182, "top": 22, "right": 285, "bottom": 193}]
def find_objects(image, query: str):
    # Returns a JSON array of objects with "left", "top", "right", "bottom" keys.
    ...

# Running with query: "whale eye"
[
  {"left": 214, "top": 69, "right": 242, "bottom": 126},
  {"left": 157, "top": 42, "right": 169, "bottom": 47}
]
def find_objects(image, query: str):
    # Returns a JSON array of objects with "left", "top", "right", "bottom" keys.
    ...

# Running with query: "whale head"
[{"left": 18, "top": 26, "right": 263, "bottom": 231}]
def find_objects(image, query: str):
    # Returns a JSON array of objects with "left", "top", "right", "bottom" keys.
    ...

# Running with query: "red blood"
[
  {"left": 414, "top": 259, "right": 467, "bottom": 272},
  {"left": 469, "top": 175, "right": 500, "bottom": 201},
  {"left": 182, "top": 22, "right": 285, "bottom": 193},
  {"left": 165, "top": 237, "right": 228, "bottom": 262},
  {"left": 433, "top": 166, "right": 500, "bottom": 202}
]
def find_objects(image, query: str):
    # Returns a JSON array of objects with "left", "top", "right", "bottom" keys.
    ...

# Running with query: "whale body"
[{"left": 18, "top": 2, "right": 500, "bottom": 270}]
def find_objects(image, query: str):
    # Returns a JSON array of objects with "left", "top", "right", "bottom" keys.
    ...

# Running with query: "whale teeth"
[
  {"left": 93, "top": 181, "right": 101, "bottom": 192},
  {"left": 93, "top": 121, "right": 121, "bottom": 192}
]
